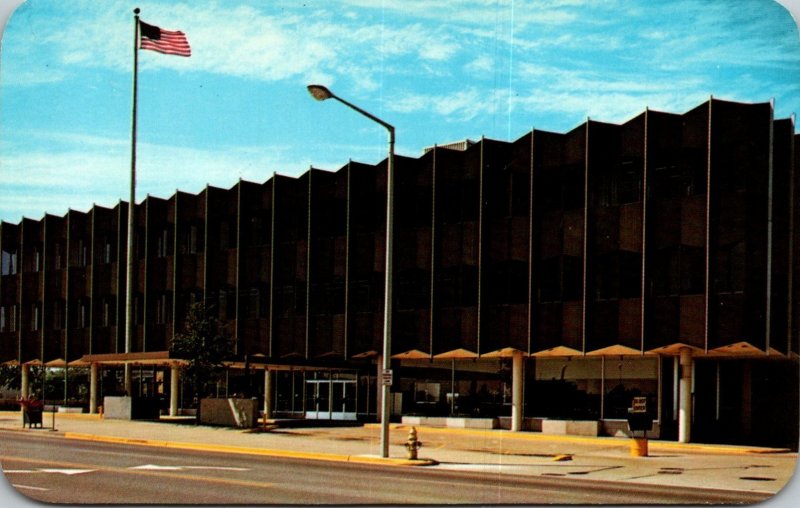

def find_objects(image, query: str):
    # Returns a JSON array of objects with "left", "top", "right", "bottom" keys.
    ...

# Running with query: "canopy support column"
[
  {"left": 678, "top": 347, "right": 693, "bottom": 443},
  {"left": 263, "top": 368, "right": 273, "bottom": 420},
  {"left": 170, "top": 364, "right": 180, "bottom": 417},
  {"left": 21, "top": 364, "right": 30, "bottom": 400},
  {"left": 376, "top": 356, "right": 384, "bottom": 423},
  {"left": 89, "top": 363, "right": 99, "bottom": 414},
  {"left": 511, "top": 352, "right": 524, "bottom": 432}
]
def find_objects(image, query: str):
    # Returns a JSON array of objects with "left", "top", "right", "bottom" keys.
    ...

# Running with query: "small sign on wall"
[{"left": 631, "top": 396, "right": 647, "bottom": 413}]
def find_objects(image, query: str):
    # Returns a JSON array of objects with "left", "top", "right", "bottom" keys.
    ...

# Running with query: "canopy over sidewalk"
[{"left": 78, "top": 351, "right": 188, "bottom": 367}]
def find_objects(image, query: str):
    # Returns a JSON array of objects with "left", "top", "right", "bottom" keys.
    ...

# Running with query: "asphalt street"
[
  {"left": 0, "top": 411, "right": 797, "bottom": 505},
  {"left": 0, "top": 431, "right": 773, "bottom": 505}
]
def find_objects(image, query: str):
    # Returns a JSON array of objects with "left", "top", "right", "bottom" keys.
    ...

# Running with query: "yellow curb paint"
[
  {"left": 363, "top": 424, "right": 791, "bottom": 456},
  {"left": 62, "top": 432, "right": 435, "bottom": 466},
  {"left": 649, "top": 442, "right": 792, "bottom": 455},
  {"left": 365, "top": 423, "right": 623, "bottom": 447},
  {"left": 0, "top": 410, "right": 102, "bottom": 420},
  {"left": 54, "top": 413, "right": 103, "bottom": 420}
]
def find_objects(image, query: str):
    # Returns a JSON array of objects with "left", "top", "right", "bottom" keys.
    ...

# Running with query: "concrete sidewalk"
[{"left": 0, "top": 410, "right": 797, "bottom": 498}]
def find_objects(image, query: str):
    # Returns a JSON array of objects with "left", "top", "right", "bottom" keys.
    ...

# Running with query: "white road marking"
[
  {"left": 130, "top": 464, "right": 183, "bottom": 471},
  {"left": 434, "top": 464, "right": 515, "bottom": 472},
  {"left": 129, "top": 464, "right": 250, "bottom": 472},
  {"left": 12, "top": 484, "right": 49, "bottom": 491},
  {"left": 39, "top": 469, "right": 96, "bottom": 475},
  {"left": 183, "top": 466, "right": 250, "bottom": 471},
  {"left": 4, "top": 469, "right": 95, "bottom": 475}
]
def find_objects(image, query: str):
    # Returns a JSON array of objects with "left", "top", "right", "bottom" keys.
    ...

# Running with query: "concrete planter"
[
  {"left": 402, "top": 416, "right": 447, "bottom": 427},
  {"left": 445, "top": 417, "right": 496, "bottom": 429},
  {"left": 103, "top": 396, "right": 162, "bottom": 420},
  {"left": 199, "top": 398, "right": 258, "bottom": 428},
  {"left": 401, "top": 415, "right": 497, "bottom": 429},
  {"left": 541, "top": 419, "right": 600, "bottom": 436},
  {"left": 57, "top": 406, "right": 84, "bottom": 414}
]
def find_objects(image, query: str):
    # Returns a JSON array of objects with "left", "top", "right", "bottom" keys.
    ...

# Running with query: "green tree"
[
  {"left": 0, "top": 364, "right": 21, "bottom": 391},
  {"left": 170, "top": 302, "right": 234, "bottom": 405},
  {"left": 0, "top": 365, "right": 46, "bottom": 393}
]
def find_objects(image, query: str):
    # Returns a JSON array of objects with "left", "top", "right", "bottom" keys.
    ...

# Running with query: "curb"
[
  {"left": 62, "top": 432, "right": 438, "bottom": 467},
  {"left": 367, "top": 424, "right": 793, "bottom": 456},
  {"left": 0, "top": 410, "right": 102, "bottom": 421}
]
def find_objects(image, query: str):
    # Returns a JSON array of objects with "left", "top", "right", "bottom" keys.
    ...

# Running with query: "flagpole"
[{"left": 124, "top": 7, "right": 141, "bottom": 395}]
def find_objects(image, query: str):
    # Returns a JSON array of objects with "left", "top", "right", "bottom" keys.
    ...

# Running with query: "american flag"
[{"left": 139, "top": 20, "right": 191, "bottom": 57}]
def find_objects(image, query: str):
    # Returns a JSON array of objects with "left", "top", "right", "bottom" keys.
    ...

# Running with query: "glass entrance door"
[
  {"left": 305, "top": 372, "right": 357, "bottom": 420},
  {"left": 331, "top": 380, "right": 357, "bottom": 420},
  {"left": 305, "top": 378, "right": 331, "bottom": 419}
]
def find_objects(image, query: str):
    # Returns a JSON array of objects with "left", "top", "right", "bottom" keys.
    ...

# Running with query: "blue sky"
[{"left": 1, "top": 0, "right": 799, "bottom": 223}]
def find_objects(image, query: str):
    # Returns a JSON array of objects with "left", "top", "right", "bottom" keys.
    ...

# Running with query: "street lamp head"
[{"left": 307, "top": 84, "right": 334, "bottom": 101}]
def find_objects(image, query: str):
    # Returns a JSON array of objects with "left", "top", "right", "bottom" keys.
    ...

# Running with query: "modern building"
[{"left": 1, "top": 98, "right": 798, "bottom": 448}]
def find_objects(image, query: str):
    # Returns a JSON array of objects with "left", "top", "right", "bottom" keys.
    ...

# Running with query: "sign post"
[{"left": 627, "top": 396, "right": 651, "bottom": 457}]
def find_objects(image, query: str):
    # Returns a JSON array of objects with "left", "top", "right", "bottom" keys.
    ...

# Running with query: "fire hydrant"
[{"left": 405, "top": 427, "right": 422, "bottom": 460}]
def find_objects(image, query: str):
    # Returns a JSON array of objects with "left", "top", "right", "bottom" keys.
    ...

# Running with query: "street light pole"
[{"left": 307, "top": 85, "right": 395, "bottom": 458}]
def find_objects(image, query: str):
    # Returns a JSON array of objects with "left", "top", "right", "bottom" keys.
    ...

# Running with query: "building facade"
[{"left": 1, "top": 98, "right": 798, "bottom": 448}]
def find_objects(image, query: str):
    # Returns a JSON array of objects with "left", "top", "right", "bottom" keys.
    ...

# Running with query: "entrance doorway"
[{"left": 305, "top": 372, "right": 357, "bottom": 420}]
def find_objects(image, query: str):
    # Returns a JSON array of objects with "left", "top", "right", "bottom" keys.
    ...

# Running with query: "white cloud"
[
  {"left": 0, "top": 120, "right": 402, "bottom": 222},
  {"left": 517, "top": 63, "right": 705, "bottom": 95},
  {"left": 2, "top": 0, "right": 798, "bottom": 224},
  {"left": 0, "top": 130, "right": 317, "bottom": 221},
  {"left": 0, "top": 66, "right": 68, "bottom": 86},
  {"left": 510, "top": 62, "right": 714, "bottom": 125},
  {"left": 5, "top": 1, "right": 464, "bottom": 89},
  {"left": 388, "top": 87, "right": 507, "bottom": 122},
  {"left": 338, "top": 0, "right": 580, "bottom": 27},
  {"left": 465, "top": 55, "right": 494, "bottom": 74},
  {"left": 418, "top": 39, "right": 458, "bottom": 61}
]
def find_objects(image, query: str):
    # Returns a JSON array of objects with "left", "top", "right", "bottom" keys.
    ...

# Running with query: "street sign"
[
  {"left": 381, "top": 369, "right": 393, "bottom": 386},
  {"left": 631, "top": 396, "right": 647, "bottom": 413}
]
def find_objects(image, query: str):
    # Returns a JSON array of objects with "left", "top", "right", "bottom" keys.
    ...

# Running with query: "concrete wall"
[
  {"left": 102, "top": 396, "right": 163, "bottom": 420},
  {"left": 200, "top": 398, "right": 259, "bottom": 427},
  {"left": 402, "top": 416, "right": 498, "bottom": 429},
  {"left": 541, "top": 419, "right": 600, "bottom": 436},
  {"left": 103, "top": 396, "right": 132, "bottom": 420},
  {"left": 497, "top": 417, "right": 541, "bottom": 431}
]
